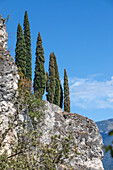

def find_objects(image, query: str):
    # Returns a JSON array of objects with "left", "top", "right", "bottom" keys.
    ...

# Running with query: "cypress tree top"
[
  {"left": 53, "top": 52, "right": 61, "bottom": 106},
  {"left": 15, "top": 23, "right": 26, "bottom": 77},
  {"left": 48, "top": 53, "right": 55, "bottom": 103},
  {"left": 36, "top": 32, "right": 45, "bottom": 62},
  {"left": 33, "top": 32, "right": 46, "bottom": 99},
  {"left": 24, "top": 11, "right": 31, "bottom": 41},
  {"left": 23, "top": 10, "right": 32, "bottom": 81},
  {"left": 64, "top": 69, "right": 70, "bottom": 112},
  {"left": 53, "top": 52, "right": 60, "bottom": 81}
]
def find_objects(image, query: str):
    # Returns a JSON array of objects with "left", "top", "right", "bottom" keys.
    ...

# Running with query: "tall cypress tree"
[
  {"left": 53, "top": 52, "right": 61, "bottom": 106},
  {"left": 33, "top": 32, "right": 46, "bottom": 99},
  {"left": 64, "top": 69, "right": 70, "bottom": 112},
  {"left": 48, "top": 53, "right": 55, "bottom": 103},
  {"left": 23, "top": 10, "right": 32, "bottom": 81},
  {"left": 15, "top": 23, "right": 26, "bottom": 77}
]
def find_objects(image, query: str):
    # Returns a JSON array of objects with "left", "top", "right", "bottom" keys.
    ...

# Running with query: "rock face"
[
  {"left": 0, "top": 15, "right": 8, "bottom": 50},
  {"left": 0, "top": 15, "right": 104, "bottom": 169},
  {"left": 38, "top": 101, "right": 104, "bottom": 170},
  {"left": 0, "top": 15, "right": 19, "bottom": 154}
]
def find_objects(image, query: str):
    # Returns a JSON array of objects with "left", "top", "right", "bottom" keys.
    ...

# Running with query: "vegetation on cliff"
[
  {"left": 60, "top": 84, "right": 63, "bottom": 109},
  {"left": 15, "top": 23, "right": 27, "bottom": 77},
  {"left": 64, "top": 69, "right": 70, "bottom": 112},
  {"left": 0, "top": 16, "right": 72, "bottom": 168},
  {"left": 0, "top": 11, "right": 105, "bottom": 170},
  {"left": 0, "top": 81, "right": 77, "bottom": 169},
  {"left": 53, "top": 52, "right": 61, "bottom": 107},
  {"left": 33, "top": 32, "right": 46, "bottom": 100},
  {"left": 23, "top": 10, "right": 32, "bottom": 82},
  {"left": 15, "top": 11, "right": 70, "bottom": 111},
  {"left": 46, "top": 71, "right": 50, "bottom": 101},
  {"left": 48, "top": 53, "right": 55, "bottom": 103},
  {"left": 46, "top": 52, "right": 63, "bottom": 107}
]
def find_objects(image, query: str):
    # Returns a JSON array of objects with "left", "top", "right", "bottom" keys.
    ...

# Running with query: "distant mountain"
[{"left": 96, "top": 119, "right": 113, "bottom": 170}]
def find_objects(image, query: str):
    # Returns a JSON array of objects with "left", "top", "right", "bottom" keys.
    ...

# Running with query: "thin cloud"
[{"left": 70, "top": 75, "right": 113, "bottom": 109}]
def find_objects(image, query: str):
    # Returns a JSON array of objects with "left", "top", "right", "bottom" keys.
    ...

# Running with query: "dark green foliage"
[
  {"left": 53, "top": 52, "right": 60, "bottom": 80},
  {"left": 46, "top": 52, "right": 63, "bottom": 107},
  {"left": 60, "top": 84, "right": 63, "bottom": 108},
  {"left": 15, "top": 23, "right": 26, "bottom": 77},
  {"left": 64, "top": 69, "right": 70, "bottom": 112},
  {"left": 33, "top": 32, "right": 46, "bottom": 99},
  {"left": 53, "top": 53, "right": 61, "bottom": 106},
  {"left": 46, "top": 72, "right": 50, "bottom": 101},
  {"left": 23, "top": 10, "right": 32, "bottom": 81},
  {"left": 109, "top": 130, "right": 113, "bottom": 136},
  {"left": 48, "top": 53, "right": 55, "bottom": 103},
  {"left": 53, "top": 79, "right": 60, "bottom": 106}
]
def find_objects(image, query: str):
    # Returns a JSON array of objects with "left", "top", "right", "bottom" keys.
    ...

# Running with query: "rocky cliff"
[
  {"left": 0, "top": 15, "right": 104, "bottom": 169},
  {"left": 38, "top": 101, "right": 104, "bottom": 170},
  {"left": 0, "top": 15, "right": 19, "bottom": 155}
]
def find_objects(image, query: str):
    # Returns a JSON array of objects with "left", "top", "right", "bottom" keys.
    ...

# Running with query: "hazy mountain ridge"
[{"left": 96, "top": 119, "right": 113, "bottom": 170}]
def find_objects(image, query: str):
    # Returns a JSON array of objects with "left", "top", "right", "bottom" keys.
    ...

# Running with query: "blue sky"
[{"left": 1, "top": 0, "right": 113, "bottom": 122}]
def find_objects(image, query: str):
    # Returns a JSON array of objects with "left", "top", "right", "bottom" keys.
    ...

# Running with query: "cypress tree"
[
  {"left": 48, "top": 53, "right": 55, "bottom": 103},
  {"left": 46, "top": 72, "right": 50, "bottom": 101},
  {"left": 60, "top": 84, "right": 63, "bottom": 108},
  {"left": 64, "top": 69, "right": 70, "bottom": 112},
  {"left": 15, "top": 23, "right": 26, "bottom": 77},
  {"left": 53, "top": 52, "right": 60, "bottom": 80},
  {"left": 33, "top": 32, "right": 46, "bottom": 99},
  {"left": 23, "top": 10, "right": 32, "bottom": 81},
  {"left": 53, "top": 52, "right": 61, "bottom": 106},
  {"left": 54, "top": 78, "right": 60, "bottom": 106}
]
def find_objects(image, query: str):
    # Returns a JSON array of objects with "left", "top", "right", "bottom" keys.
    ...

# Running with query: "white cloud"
[{"left": 70, "top": 75, "right": 113, "bottom": 109}]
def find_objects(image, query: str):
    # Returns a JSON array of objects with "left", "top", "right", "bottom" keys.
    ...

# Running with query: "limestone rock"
[
  {"left": 38, "top": 101, "right": 104, "bottom": 170},
  {"left": 0, "top": 15, "right": 8, "bottom": 50},
  {"left": 0, "top": 15, "right": 19, "bottom": 155}
]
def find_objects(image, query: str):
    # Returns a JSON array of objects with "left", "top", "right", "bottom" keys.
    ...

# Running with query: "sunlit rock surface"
[
  {"left": 38, "top": 101, "right": 104, "bottom": 170},
  {"left": 0, "top": 15, "right": 19, "bottom": 155}
]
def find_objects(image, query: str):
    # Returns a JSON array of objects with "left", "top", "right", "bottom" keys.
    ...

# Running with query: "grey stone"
[{"left": 35, "top": 101, "right": 104, "bottom": 170}]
